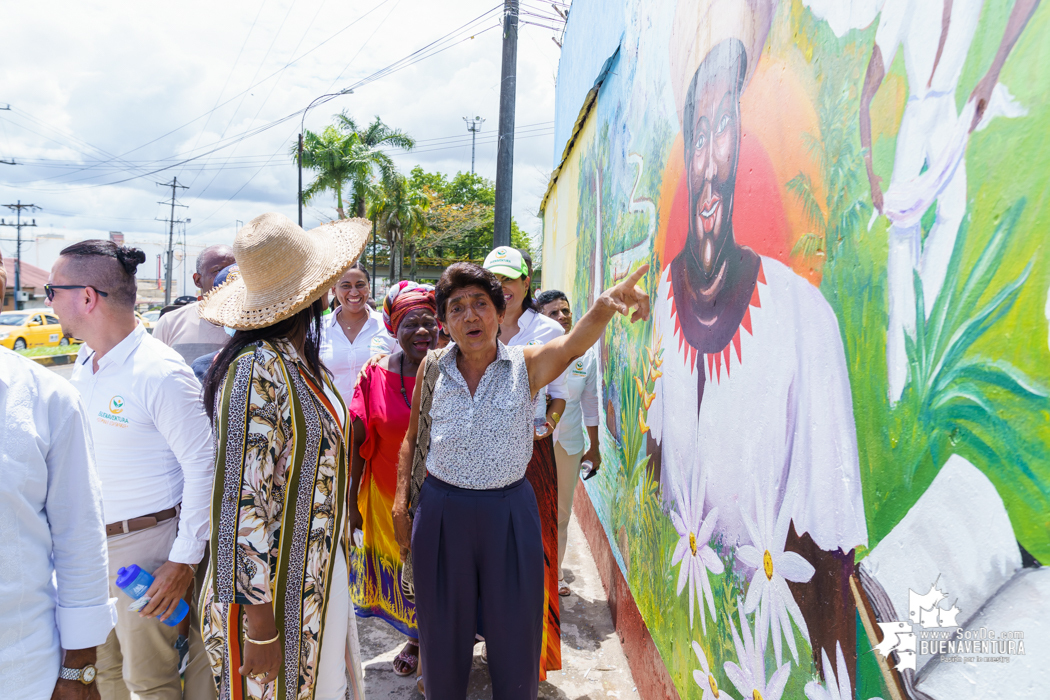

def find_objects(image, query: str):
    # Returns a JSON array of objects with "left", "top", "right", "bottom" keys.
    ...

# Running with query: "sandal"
[
  {"left": 393, "top": 642, "right": 419, "bottom": 677},
  {"left": 559, "top": 579, "right": 571, "bottom": 597}
]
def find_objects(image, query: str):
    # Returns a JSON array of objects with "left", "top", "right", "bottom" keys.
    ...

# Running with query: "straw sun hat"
[{"left": 199, "top": 212, "right": 370, "bottom": 330}]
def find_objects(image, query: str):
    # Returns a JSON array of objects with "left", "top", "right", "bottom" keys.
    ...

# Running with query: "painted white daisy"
[
  {"left": 804, "top": 642, "right": 875, "bottom": 700},
  {"left": 723, "top": 599, "right": 791, "bottom": 700},
  {"left": 736, "top": 486, "right": 815, "bottom": 667},
  {"left": 670, "top": 472, "right": 724, "bottom": 632},
  {"left": 692, "top": 640, "right": 735, "bottom": 700}
]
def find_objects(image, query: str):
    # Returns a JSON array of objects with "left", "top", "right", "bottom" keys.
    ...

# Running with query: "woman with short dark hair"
[{"left": 392, "top": 261, "right": 650, "bottom": 699}]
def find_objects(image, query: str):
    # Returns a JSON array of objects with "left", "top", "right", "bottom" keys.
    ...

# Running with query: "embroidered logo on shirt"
[
  {"left": 572, "top": 360, "right": 587, "bottom": 376},
  {"left": 97, "top": 395, "right": 130, "bottom": 427}
]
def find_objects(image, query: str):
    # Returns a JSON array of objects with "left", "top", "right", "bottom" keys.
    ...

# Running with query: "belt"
[{"left": 105, "top": 507, "right": 178, "bottom": 537}]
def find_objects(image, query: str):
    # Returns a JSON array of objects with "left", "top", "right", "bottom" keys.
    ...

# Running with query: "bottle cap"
[{"left": 115, "top": 565, "right": 142, "bottom": 590}]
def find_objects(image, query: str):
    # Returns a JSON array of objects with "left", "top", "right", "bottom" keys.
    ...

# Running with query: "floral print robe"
[{"left": 201, "top": 339, "right": 358, "bottom": 700}]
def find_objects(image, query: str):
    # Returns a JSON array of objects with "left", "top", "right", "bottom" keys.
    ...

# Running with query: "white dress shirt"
[
  {"left": 70, "top": 323, "right": 213, "bottom": 565},
  {"left": 320, "top": 307, "right": 398, "bottom": 403},
  {"left": 553, "top": 345, "right": 600, "bottom": 455},
  {"left": 505, "top": 308, "right": 570, "bottom": 423},
  {"left": 0, "top": 347, "right": 116, "bottom": 698}
]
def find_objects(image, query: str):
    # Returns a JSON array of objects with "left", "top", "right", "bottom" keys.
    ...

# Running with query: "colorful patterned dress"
[
  {"left": 347, "top": 362, "right": 417, "bottom": 637},
  {"left": 201, "top": 339, "right": 364, "bottom": 700}
]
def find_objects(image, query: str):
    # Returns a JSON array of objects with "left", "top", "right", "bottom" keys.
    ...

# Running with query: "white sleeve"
[
  {"left": 581, "top": 349, "right": 600, "bottom": 428},
  {"left": 785, "top": 285, "right": 868, "bottom": 553},
  {"left": 150, "top": 366, "right": 215, "bottom": 565},
  {"left": 47, "top": 392, "right": 117, "bottom": 650}
]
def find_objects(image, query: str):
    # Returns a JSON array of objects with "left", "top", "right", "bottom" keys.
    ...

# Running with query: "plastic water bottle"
[
  {"left": 534, "top": 417, "right": 550, "bottom": 438},
  {"left": 115, "top": 565, "right": 189, "bottom": 627},
  {"left": 581, "top": 460, "right": 599, "bottom": 481}
]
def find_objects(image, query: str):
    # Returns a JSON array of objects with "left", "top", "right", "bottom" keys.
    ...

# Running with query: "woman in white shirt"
[
  {"left": 321, "top": 262, "right": 398, "bottom": 402},
  {"left": 536, "top": 289, "right": 601, "bottom": 597}
]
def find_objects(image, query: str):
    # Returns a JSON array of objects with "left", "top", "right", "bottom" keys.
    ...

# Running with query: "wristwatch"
[{"left": 59, "top": 664, "right": 97, "bottom": 685}]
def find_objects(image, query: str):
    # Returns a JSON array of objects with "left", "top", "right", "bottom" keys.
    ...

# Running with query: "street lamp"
[{"left": 298, "top": 88, "right": 354, "bottom": 228}]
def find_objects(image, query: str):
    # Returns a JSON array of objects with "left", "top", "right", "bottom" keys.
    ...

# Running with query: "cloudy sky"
[{"left": 0, "top": 0, "right": 564, "bottom": 279}]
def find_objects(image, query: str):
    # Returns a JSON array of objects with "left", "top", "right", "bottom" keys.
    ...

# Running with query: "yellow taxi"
[{"left": 0, "top": 310, "right": 71, "bottom": 351}]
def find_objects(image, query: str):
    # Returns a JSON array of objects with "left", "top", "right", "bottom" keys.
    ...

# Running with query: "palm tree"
[
  {"left": 337, "top": 113, "right": 415, "bottom": 218},
  {"left": 292, "top": 125, "right": 356, "bottom": 219},
  {"left": 368, "top": 174, "right": 429, "bottom": 281}
]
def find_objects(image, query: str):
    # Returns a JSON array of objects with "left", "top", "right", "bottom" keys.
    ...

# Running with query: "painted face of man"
[{"left": 685, "top": 66, "right": 741, "bottom": 279}]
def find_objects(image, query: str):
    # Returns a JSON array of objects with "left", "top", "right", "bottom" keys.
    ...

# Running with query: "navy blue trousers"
[{"left": 412, "top": 476, "right": 544, "bottom": 699}]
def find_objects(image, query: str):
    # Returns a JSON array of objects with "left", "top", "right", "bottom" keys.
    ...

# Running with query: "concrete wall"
[{"left": 542, "top": 1, "right": 1050, "bottom": 698}]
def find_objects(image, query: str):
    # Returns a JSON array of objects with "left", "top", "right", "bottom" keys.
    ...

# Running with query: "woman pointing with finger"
[{"left": 392, "top": 262, "right": 650, "bottom": 699}]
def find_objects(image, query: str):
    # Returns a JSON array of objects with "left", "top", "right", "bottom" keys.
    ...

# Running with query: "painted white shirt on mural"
[{"left": 648, "top": 256, "right": 867, "bottom": 555}]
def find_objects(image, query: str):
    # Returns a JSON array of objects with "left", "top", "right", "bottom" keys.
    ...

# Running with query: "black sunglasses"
[{"left": 44, "top": 284, "right": 109, "bottom": 302}]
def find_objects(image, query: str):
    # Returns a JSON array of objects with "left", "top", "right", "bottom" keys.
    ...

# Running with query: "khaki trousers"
[
  {"left": 97, "top": 515, "right": 216, "bottom": 700},
  {"left": 554, "top": 441, "right": 584, "bottom": 572}
]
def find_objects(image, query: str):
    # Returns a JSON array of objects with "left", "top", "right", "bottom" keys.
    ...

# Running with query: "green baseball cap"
[{"left": 483, "top": 246, "right": 529, "bottom": 279}]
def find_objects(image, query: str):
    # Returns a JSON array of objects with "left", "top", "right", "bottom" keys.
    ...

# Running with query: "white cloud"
[{"left": 0, "top": 0, "right": 561, "bottom": 272}]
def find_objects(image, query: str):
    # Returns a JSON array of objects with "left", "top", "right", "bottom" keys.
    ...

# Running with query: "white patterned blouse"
[{"left": 425, "top": 341, "right": 537, "bottom": 489}]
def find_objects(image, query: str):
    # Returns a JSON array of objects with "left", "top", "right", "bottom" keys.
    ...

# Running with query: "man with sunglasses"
[
  {"left": 48, "top": 241, "right": 215, "bottom": 700},
  {"left": 1, "top": 248, "right": 115, "bottom": 699}
]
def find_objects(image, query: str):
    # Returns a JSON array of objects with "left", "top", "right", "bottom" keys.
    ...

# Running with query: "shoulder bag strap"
[{"left": 408, "top": 347, "right": 447, "bottom": 515}]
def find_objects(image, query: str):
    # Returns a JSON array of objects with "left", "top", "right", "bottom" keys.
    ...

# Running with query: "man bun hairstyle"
[
  {"left": 435, "top": 262, "right": 506, "bottom": 323},
  {"left": 59, "top": 239, "right": 144, "bottom": 309},
  {"left": 115, "top": 246, "right": 147, "bottom": 275}
]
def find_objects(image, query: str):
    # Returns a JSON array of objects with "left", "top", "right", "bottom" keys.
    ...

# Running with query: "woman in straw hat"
[{"left": 198, "top": 213, "right": 370, "bottom": 700}]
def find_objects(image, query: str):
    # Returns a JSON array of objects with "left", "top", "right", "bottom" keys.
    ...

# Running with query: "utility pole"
[
  {"left": 463, "top": 116, "right": 485, "bottom": 175},
  {"left": 0, "top": 202, "right": 41, "bottom": 311},
  {"left": 156, "top": 178, "right": 188, "bottom": 306},
  {"left": 493, "top": 0, "right": 519, "bottom": 249}
]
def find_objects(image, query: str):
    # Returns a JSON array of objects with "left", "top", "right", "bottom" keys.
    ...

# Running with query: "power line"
[{"left": 4, "top": 6, "right": 502, "bottom": 192}]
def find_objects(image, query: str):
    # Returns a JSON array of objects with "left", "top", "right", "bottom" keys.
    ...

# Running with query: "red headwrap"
[{"left": 383, "top": 281, "right": 437, "bottom": 335}]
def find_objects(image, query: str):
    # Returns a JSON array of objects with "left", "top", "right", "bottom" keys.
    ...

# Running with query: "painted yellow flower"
[
  {"left": 650, "top": 368, "right": 663, "bottom": 380},
  {"left": 638, "top": 408, "right": 650, "bottom": 434}
]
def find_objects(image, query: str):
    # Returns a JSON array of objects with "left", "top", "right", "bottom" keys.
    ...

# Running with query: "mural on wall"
[{"left": 541, "top": 0, "right": 1049, "bottom": 698}]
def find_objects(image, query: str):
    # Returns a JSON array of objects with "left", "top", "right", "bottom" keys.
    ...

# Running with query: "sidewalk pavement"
[{"left": 358, "top": 512, "right": 642, "bottom": 699}]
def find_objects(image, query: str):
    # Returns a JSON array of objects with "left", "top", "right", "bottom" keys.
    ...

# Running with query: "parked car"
[
  {"left": 0, "top": 310, "right": 71, "bottom": 351},
  {"left": 142, "top": 309, "right": 161, "bottom": 324},
  {"left": 135, "top": 310, "right": 155, "bottom": 334}
]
